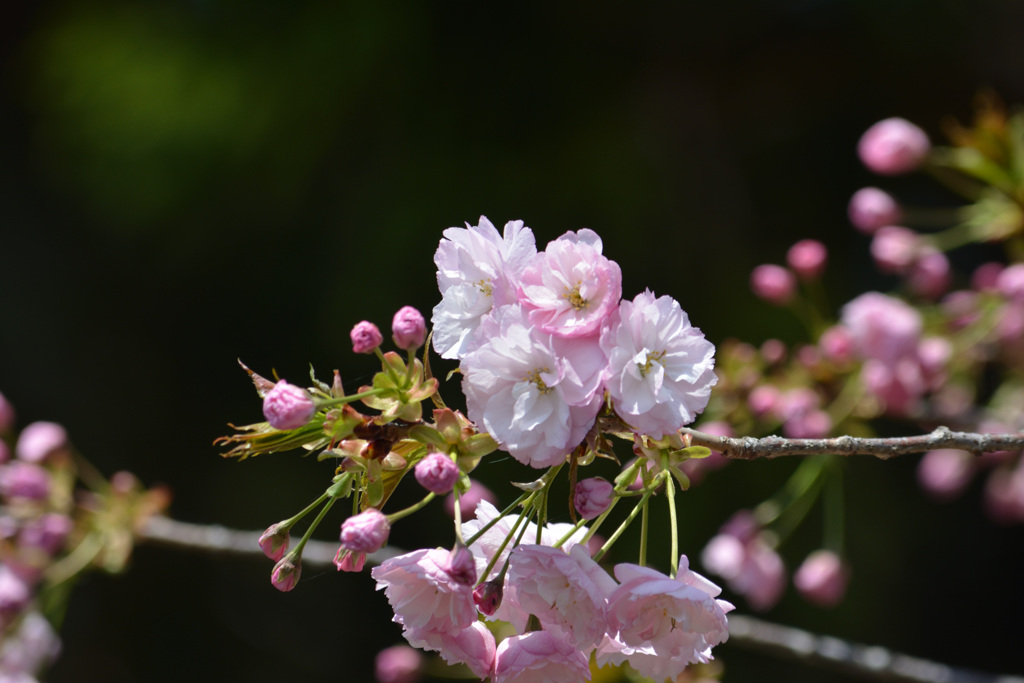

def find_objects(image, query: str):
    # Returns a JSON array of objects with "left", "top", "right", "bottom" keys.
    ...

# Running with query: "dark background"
[{"left": 2, "top": 1, "right": 1023, "bottom": 681}]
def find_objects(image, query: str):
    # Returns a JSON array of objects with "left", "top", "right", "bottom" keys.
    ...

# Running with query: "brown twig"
[{"left": 681, "top": 426, "right": 1024, "bottom": 461}]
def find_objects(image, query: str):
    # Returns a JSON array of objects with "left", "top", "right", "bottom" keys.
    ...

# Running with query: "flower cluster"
[
  {"left": 0, "top": 393, "right": 170, "bottom": 682},
  {"left": 372, "top": 500, "right": 733, "bottom": 682},
  {"left": 437, "top": 217, "right": 717, "bottom": 466}
]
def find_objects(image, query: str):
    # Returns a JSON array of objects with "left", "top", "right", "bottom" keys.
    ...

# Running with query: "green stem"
[
  {"left": 665, "top": 472, "right": 679, "bottom": 577},
  {"left": 284, "top": 490, "right": 332, "bottom": 529},
  {"left": 593, "top": 489, "right": 652, "bottom": 564},
  {"left": 316, "top": 387, "right": 386, "bottom": 409},
  {"left": 292, "top": 495, "right": 339, "bottom": 556},
  {"left": 44, "top": 532, "right": 105, "bottom": 586},
  {"left": 386, "top": 492, "right": 437, "bottom": 525},
  {"left": 639, "top": 486, "right": 650, "bottom": 567}
]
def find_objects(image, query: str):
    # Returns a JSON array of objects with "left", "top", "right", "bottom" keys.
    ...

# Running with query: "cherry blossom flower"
[
  {"left": 749, "top": 264, "right": 796, "bottom": 305},
  {"left": 507, "top": 544, "right": 617, "bottom": 649},
  {"left": 461, "top": 305, "right": 606, "bottom": 468},
  {"left": 432, "top": 217, "right": 537, "bottom": 360},
  {"left": 604, "top": 556, "right": 731, "bottom": 675},
  {"left": 413, "top": 621, "right": 496, "bottom": 680},
  {"left": 492, "top": 631, "right": 590, "bottom": 683},
  {"left": 371, "top": 548, "right": 477, "bottom": 643},
  {"left": 518, "top": 228, "right": 622, "bottom": 338},
  {"left": 374, "top": 644, "right": 423, "bottom": 683},
  {"left": 14, "top": 422, "right": 67, "bottom": 463},
  {"left": 701, "top": 517, "right": 785, "bottom": 611},
  {"left": 602, "top": 291, "right": 717, "bottom": 438}
]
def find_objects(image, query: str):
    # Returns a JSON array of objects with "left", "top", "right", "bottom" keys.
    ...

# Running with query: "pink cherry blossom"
[
  {"left": 461, "top": 305, "right": 606, "bottom": 468},
  {"left": 907, "top": 248, "right": 951, "bottom": 299},
  {"left": 605, "top": 556, "right": 731, "bottom": 671},
  {"left": 371, "top": 548, "right": 477, "bottom": 642},
  {"left": 413, "top": 621, "right": 496, "bottom": 680},
  {"left": 432, "top": 217, "right": 537, "bottom": 360},
  {"left": 493, "top": 631, "right": 590, "bottom": 683},
  {"left": 518, "top": 228, "right": 622, "bottom": 338},
  {"left": 841, "top": 292, "right": 922, "bottom": 365},
  {"left": 870, "top": 226, "right": 920, "bottom": 274},
  {"left": 602, "top": 291, "right": 717, "bottom": 438},
  {"left": 508, "top": 544, "right": 617, "bottom": 649}
]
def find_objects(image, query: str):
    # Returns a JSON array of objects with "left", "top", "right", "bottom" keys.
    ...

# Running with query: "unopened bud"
[
  {"left": 0, "top": 462, "right": 51, "bottom": 501},
  {"left": 794, "top": 550, "right": 849, "bottom": 607},
  {"left": 15, "top": 422, "right": 67, "bottom": 463},
  {"left": 0, "top": 392, "right": 14, "bottom": 434},
  {"left": 334, "top": 547, "right": 367, "bottom": 572},
  {"left": 858, "top": 117, "right": 930, "bottom": 175},
  {"left": 848, "top": 187, "right": 902, "bottom": 234},
  {"left": 573, "top": 477, "right": 614, "bottom": 521},
  {"left": 444, "top": 543, "right": 477, "bottom": 587},
  {"left": 392, "top": 306, "right": 427, "bottom": 352},
  {"left": 262, "top": 380, "right": 316, "bottom": 431},
  {"left": 340, "top": 508, "right": 391, "bottom": 554},
  {"left": 375, "top": 644, "right": 424, "bottom": 683},
  {"left": 787, "top": 240, "right": 827, "bottom": 281},
  {"left": 750, "top": 264, "right": 795, "bottom": 305},
  {"left": 258, "top": 522, "right": 290, "bottom": 562},
  {"left": 271, "top": 554, "right": 302, "bottom": 592},
  {"left": 472, "top": 578, "right": 503, "bottom": 616},
  {"left": 351, "top": 321, "right": 383, "bottom": 354},
  {"left": 414, "top": 452, "right": 459, "bottom": 495}
]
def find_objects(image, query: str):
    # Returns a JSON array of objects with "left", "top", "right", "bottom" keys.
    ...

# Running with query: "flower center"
[
  {"left": 524, "top": 368, "right": 554, "bottom": 393},
  {"left": 563, "top": 282, "right": 589, "bottom": 311},
  {"left": 636, "top": 349, "right": 667, "bottom": 377},
  {"left": 475, "top": 279, "right": 493, "bottom": 296}
]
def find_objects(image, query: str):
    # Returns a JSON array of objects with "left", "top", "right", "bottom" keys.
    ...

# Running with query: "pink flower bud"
[
  {"left": 19, "top": 513, "right": 72, "bottom": 555},
  {"left": 15, "top": 422, "right": 67, "bottom": 463},
  {"left": 997, "top": 263, "right": 1024, "bottom": 301},
  {"left": 445, "top": 480, "right": 496, "bottom": 519},
  {"left": 333, "top": 547, "right": 367, "bottom": 572},
  {"left": 271, "top": 554, "right": 301, "bottom": 592},
  {"left": 0, "top": 564, "right": 32, "bottom": 618},
  {"left": 375, "top": 644, "right": 424, "bottom": 683},
  {"left": 750, "top": 264, "right": 796, "bottom": 305},
  {"left": 391, "top": 306, "right": 427, "bottom": 351},
  {"left": 573, "top": 477, "right": 614, "bottom": 520},
  {"left": 413, "top": 452, "right": 459, "bottom": 495},
  {"left": 870, "top": 225, "right": 919, "bottom": 273},
  {"left": 857, "top": 117, "right": 930, "bottom": 175},
  {"left": 0, "top": 392, "right": 14, "bottom": 434},
  {"left": 848, "top": 187, "right": 902, "bottom": 234},
  {"left": 819, "top": 325, "right": 854, "bottom": 364},
  {"left": 747, "top": 385, "right": 781, "bottom": 419},
  {"left": 760, "top": 339, "right": 787, "bottom": 365},
  {"left": 258, "top": 522, "right": 290, "bottom": 562},
  {"left": 262, "top": 380, "right": 316, "bottom": 431},
  {"left": 340, "top": 508, "right": 390, "bottom": 553},
  {"left": 351, "top": 320, "right": 383, "bottom": 354},
  {"left": 472, "top": 578, "right": 503, "bottom": 616},
  {"left": 0, "top": 462, "right": 51, "bottom": 501},
  {"left": 971, "top": 262, "right": 1004, "bottom": 292},
  {"left": 908, "top": 248, "right": 951, "bottom": 300},
  {"left": 984, "top": 465, "right": 1024, "bottom": 524},
  {"left": 782, "top": 409, "right": 832, "bottom": 439},
  {"left": 787, "top": 240, "right": 827, "bottom": 281},
  {"left": 794, "top": 550, "right": 849, "bottom": 607},
  {"left": 444, "top": 543, "right": 477, "bottom": 587},
  {"left": 917, "top": 449, "right": 973, "bottom": 501}
]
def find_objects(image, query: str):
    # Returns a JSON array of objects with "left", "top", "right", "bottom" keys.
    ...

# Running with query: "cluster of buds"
[{"left": 0, "top": 394, "right": 169, "bottom": 681}]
